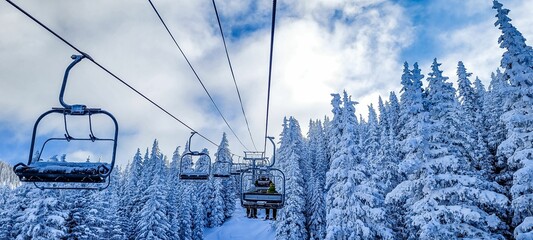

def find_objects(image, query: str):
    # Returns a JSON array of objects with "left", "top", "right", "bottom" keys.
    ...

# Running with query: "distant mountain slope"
[{"left": 0, "top": 160, "right": 21, "bottom": 188}]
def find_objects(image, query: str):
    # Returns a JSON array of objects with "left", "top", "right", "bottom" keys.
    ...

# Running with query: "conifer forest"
[{"left": 0, "top": 0, "right": 532, "bottom": 239}]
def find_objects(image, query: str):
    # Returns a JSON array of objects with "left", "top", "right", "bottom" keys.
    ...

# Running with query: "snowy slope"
[{"left": 204, "top": 202, "right": 276, "bottom": 240}]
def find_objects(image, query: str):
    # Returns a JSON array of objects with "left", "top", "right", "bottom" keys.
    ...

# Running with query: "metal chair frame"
[
  {"left": 179, "top": 132, "right": 211, "bottom": 180},
  {"left": 13, "top": 54, "right": 118, "bottom": 190}
]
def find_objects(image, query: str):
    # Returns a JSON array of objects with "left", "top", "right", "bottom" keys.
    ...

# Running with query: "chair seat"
[
  {"left": 179, "top": 173, "right": 209, "bottom": 180},
  {"left": 14, "top": 162, "right": 110, "bottom": 183}
]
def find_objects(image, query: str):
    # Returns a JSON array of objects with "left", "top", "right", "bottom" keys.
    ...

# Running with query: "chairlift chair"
[
  {"left": 240, "top": 167, "right": 285, "bottom": 209},
  {"left": 179, "top": 132, "right": 211, "bottom": 180},
  {"left": 240, "top": 136, "right": 285, "bottom": 209},
  {"left": 212, "top": 149, "right": 232, "bottom": 178},
  {"left": 230, "top": 159, "right": 247, "bottom": 176},
  {"left": 12, "top": 54, "right": 119, "bottom": 190}
]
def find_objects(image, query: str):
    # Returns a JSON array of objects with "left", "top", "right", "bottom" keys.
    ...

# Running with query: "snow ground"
[{"left": 204, "top": 201, "right": 276, "bottom": 240}]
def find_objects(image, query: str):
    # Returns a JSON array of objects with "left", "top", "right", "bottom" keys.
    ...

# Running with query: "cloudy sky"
[{"left": 0, "top": 0, "right": 531, "bottom": 167}]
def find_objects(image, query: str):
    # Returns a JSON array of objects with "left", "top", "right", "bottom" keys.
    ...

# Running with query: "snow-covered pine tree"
[
  {"left": 388, "top": 91, "right": 401, "bottom": 138},
  {"left": 389, "top": 59, "right": 509, "bottom": 239},
  {"left": 276, "top": 117, "right": 308, "bottom": 240},
  {"left": 456, "top": 61, "right": 492, "bottom": 174},
  {"left": 306, "top": 120, "right": 327, "bottom": 240},
  {"left": 485, "top": 69, "right": 510, "bottom": 159},
  {"left": 492, "top": 1, "right": 533, "bottom": 237},
  {"left": 63, "top": 189, "right": 106, "bottom": 239},
  {"left": 118, "top": 148, "right": 145, "bottom": 239},
  {"left": 176, "top": 184, "right": 194, "bottom": 240},
  {"left": 167, "top": 146, "right": 182, "bottom": 238},
  {"left": 470, "top": 76, "right": 495, "bottom": 178},
  {"left": 214, "top": 132, "right": 236, "bottom": 219},
  {"left": 191, "top": 187, "right": 206, "bottom": 240},
  {"left": 102, "top": 169, "right": 126, "bottom": 240},
  {"left": 326, "top": 93, "right": 343, "bottom": 168},
  {"left": 375, "top": 95, "right": 402, "bottom": 195},
  {"left": 347, "top": 92, "right": 394, "bottom": 239},
  {"left": 364, "top": 104, "right": 381, "bottom": 161},
  {"left": 325, "top": 92, "right": 351, "bottom": 240},
  {"left": 386, "top": 62, "right": 426, "bottom": 238},
  {"left": 205, "top": 178, "right": 225, "bottom": 228},
  {"left": 0, "top": 184, "right": 34, "bottom": 239},
  {"left": 135, "top": 140, "right": 171, "bottom": 240},
  {"left": 14, "top": 189, "right": 68, "bottom": 240},
  {"left": 457, "top": 61, "right": 477, "bottom": 128}
]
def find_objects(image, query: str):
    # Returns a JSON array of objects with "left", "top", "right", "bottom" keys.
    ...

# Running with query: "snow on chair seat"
[
  {"left": 179, "top": 172, "right": 210, "bottom": 180},
  {"left": 14, "top": 162, "right": 111, "bottom": 183}
]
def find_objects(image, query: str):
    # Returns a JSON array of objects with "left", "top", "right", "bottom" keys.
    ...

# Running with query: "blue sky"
[{"left": 0, "top": 0, "right": 531, "bottom": 167}]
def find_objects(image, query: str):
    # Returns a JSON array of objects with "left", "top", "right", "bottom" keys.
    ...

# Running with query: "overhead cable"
[
  {"left": 4, "top": 0, "right": 243, "bottom": 158},
  {"left": 147, "top": 0, "right": 250, "bottom": 151},
  {"left": 211, "top": 0, "right": 258, "bottom": 151},
  {"left": 264, "top": 0, "right": 277, "bottom": 152}
]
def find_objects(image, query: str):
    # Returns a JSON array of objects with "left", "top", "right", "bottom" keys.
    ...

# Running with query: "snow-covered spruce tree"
[
  {"left": 388, "top": 59, "right": 509, "bottom": 239},
  {"left": 63, "top": 189, "right": 105, "bottom": 239},
  {"left": 485, "top": 69, "right": 510, "bottom": 159},
  {"left": 326, "top": 93, "right": 343, "bottom": 168},
  {"left": 0, "top": 186, "right": 13, "bottom": 239},
  {"left": 386, "top": 62, "right": 425, "bottom": 238},
  {"left": 375, "top": 95, "right": 402, "bottom": 195},
  {"left": 214, "top": 132, "right": 236, "bottom": 220},
  {"left": 206, "top": 178, "right": 225, "bottom": 228},
  {"left": 457, "top": 61, "right": 478, "bottom": 130},
  {"left": 14, "top": 189, "right": 68, "bottom": 240},
  {"left": 0, "top": 184, "right": 34, "bottom": 239},
  {"left": 326, "top": 91, "right": 393, "bottom": 239},
  {"left": 196, "top": 148, "right": 210, "bottom": 225},
  {"left": 191, "top": 187, "right": 206, "bottom": 240},
  {"left": 276, "top": 117, "right": 308, "bottom": 240},
  {"left": 206, "top": 134, "right": 231, "bottom": 228},
  {"left": 364, "top": 104, "right": 381, "bottom": 161},
  {"left": 325, "top": 93, "right": 350, "bottom": 239},
  {"left": 378, "top": 97, "right": 389, "bottom": 135},
  {"left": 101, "top": 169, "right": 126, "bottom": 240},
  {"left": 176, "top": 183, "right": 194, "bottom": 240},
  {"left": 167, "top": 146, "right": 182, "bottom": 238},
  {"left": 471, "top": 77, "right": 496, "bottom": 178},
  {"left": 493, "top": 1, "right": 533, "bottom": 237},
  {"left": 351, "top": 93, "right": 394, "bottom": 239},
  {"left": 456, "top": 61, "right": 492, "bottom": 174},
  {"left": 396, "top": 62, "right": 427, "bottom": 176},
  {"left": 120, "top": 148, "right": 146, "bottom": 239},
  {"left": 306, "top": 120, "right": 328, "bottom": 240},
  {"left": 135, "top": 140, "right": 171, "bottom": 240},
  {"left": 388, "top": 91, "right": 401, "bottom": 138}
]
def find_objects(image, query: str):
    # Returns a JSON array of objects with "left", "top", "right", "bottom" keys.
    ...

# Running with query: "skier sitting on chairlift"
[{"left": 265, "top": 182, "right": 277, "bottom": 220}]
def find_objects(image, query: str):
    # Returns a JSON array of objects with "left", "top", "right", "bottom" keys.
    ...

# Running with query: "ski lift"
[
  {"left": 12, "top": 54, "right": 119, "bottom": 190},
  {"left": 212, "top": 151, "right": 231, "bottom": 178},
  {"left": 240, "top": 137, "right": 285, "bottom": 209},
  {"left": 230, "top": 156, "right": 247, "bottom": 176},
  {"left": 179, "top": 132, "right": 211, "bottom": 180}
]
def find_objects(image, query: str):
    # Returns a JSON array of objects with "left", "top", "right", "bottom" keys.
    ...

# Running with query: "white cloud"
[
  {"left": 1, "top": 0, "right": 530, "bottom": 167},
  {"left": 0, "top": 0, "right": 413, "bottom": 165},
  {"left": 434, "top": 0, "right": 533, "bottom": 88}
]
